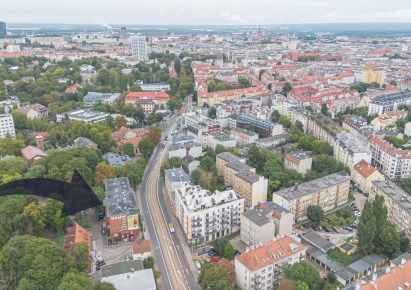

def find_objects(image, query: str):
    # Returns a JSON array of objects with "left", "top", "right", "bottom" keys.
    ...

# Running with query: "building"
[
  {"left": 101, "top": 260, "right": 156, "bottom": 290},
  {"left": 15, "top": 103, "right": 48, "bottom": 120},
  {"left": 368, "top": 135, "right": 411, "bottom": 179},
  {"left": 131, "top": 35, "right": 149, "bottom": 61},
  {"left": 103, "top": 177, "right": 139, "bottom": 241},
  {"left": 164, "top": 167, "right": 191, "bottom": 197},
  {"left": 342, "top": 115, "right": 368, "bottom": 137},
  {"left": 217, "top": 152, "right": 268, "bottom": 209},
  {"left": 240, "top": 202, "right": 293, "bottom": 246},
  {"left": 140, "top": 83, "right": 171, "bottom": 91},
  {"left": 369, "top": 180, "right": 411, "bottom": 240},
  {"left": 21, "top": 136, "right": 47, "bottom": 165},
  {"left": 174, "top": 184, "right": 244, "bottom": 243},
  {"left": 63, "top": 223, "right": 91, "bottom": 270},
  {"left": 83, "top": 92, "right": 121, "bottom": 107},
  {"left": 135, "top": 98, "right": 156, "bottom": 113},
  {"left": 307, "top": 113, "right": 346, "bottom": 148},
  {"left": 207, "top": 132, "right": 237, "bottom": 149},
  {"left": 361, "top": 68, "right": 385, "bottom": 87},
  {"left": 111, "top": 126, "right": 149, "bottom": 155},
  {"left": 56, "top": 109, "right": 109, "bottom": 123},
  {"left": 0, "top": 113, "right": 15, "bottom": 138},
  {"left": 125, "top": 91, "right": 170, "bottom": 106},
  {"left": 335, "top": 133, "right": 371, "bottom": 168},
  {"left": 73, "top": 137, "right": 98, "bottom": 149},
  {"left": 235, "top": 236, "right": 306, "bottom": 290},
  {"left": 230, "top": 128, "right": 259, "bottom": 145},
  {"left": 370, "top": 110, "right": 407, "bottom": 131},
  {"left": 233, "top": 114, "right": 283, "bottom": 138},
  {"left": 168, "top": 142, "right": 203, "bottom": 159},
  {"left": 368, "top": 90, "right": 411, "bottom": 115},
  {"left": 284, "top": 151, "right": 312, "bottom": 174},
  {"left": 0, "top": 21, "right": 6, "bottom": 39},
  {"left": 255, "top": 135, "right": 288, "bottom": 148},
  {"left": 102, "top": 152, "right": 131, "bottom": 167},
  {"left": 197, "top": 86, "right": 270, "bottom": 106},
  {"left": 351, "top": 160, "right": 384, "bottom": 194},
  {"left": 272, "top": 172, "right": 350, "bottom": 222},
  {"left": 132, "top": 240, "right": 151, "bottom": 260}
]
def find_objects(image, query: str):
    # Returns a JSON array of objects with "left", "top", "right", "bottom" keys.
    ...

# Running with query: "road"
[{"left": 140, "top": 113, "right": 198, "bottom": 290}]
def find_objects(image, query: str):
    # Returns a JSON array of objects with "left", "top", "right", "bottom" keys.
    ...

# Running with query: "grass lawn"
[
  {"left": 323, "top": 281, "right": 344, "bottom": 290},
  {"left": 327, "top": 248, "right": 363, "bottom": 266},
  {"left": 326, "top": 207, "right": 355, "bottom": 227}
]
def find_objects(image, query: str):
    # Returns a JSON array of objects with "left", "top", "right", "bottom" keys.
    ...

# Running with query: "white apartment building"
[
  {"left": 272, "top": 172, "right": 350, "bottom": 222},
  {"left": 235, "top": 236, "right": 306, "bottom": 290},
  {"left": 369, "top": 180, "right": 411, "bottom": 240},
  {"left": 335, "top": 132, "right": 372, "bottom": 168},
  {"left": 368, "top": 91, "right": 411, "bottom": 116},
  {"left": 174, "top": 185, "right": 244, "bottom": 243},
  {"left": 140, "top": 83, "right": 171, "bottom": 91},
  {"left": 368, "top": 135, "right": 411, "bottom": 179},
  {"left": 56, "top": 109, "right": 110, "bottom": 124},
  {"left": 131, "top": 35, "right": 149, "bottom": 61},
  {"left": 284, "top": 151, "right": 312, "bottom": 174},
  {"left": 230, "top": 128, "right": 259, "bottom": 145},
  {"left": 168, "top": 142, "right": 203, "bottom": 159},
  {"left": 0, "top": 114, "right": 16, "bottom": 138}
]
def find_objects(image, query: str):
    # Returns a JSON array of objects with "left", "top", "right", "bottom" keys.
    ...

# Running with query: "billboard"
[{"left": 127, "top": 214, "right": 139, "bottom": 230}]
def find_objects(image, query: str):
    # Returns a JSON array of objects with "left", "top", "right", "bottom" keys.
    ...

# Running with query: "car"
[
  {"left": 169, "top": 223, "right": 175, "bottom": 233},
  {"left": 125, "top": 255, "right": 131, "bottom": 261},
  {"left": 234, "top": 250, "right": 241, "bottom": 257},
  {"left": 113, "top": 240, "right": 118, "bottom": 245},
  {"left": 208, "top": 251, "right": 218, "bottom": 258},
  {"left": 96, "top": 214, "right": 104, "bottom": 221},
  {"left": 96, "top": 260, "right": 106, "bottom": 267},
  {"left": 108, "top": 239, "right": 113, "bottom": 246},
  {"left": 209, "top": 257, "right": 219, "bottom": 263},
  {"left": 101, "top": 228, "right": 106, "bottom": 235},
  {"left": 195, "top": 260, "right": 202, "bottom": 270},
  {"left": 96, "top": 265, "right": 101, "bottom": 271}
]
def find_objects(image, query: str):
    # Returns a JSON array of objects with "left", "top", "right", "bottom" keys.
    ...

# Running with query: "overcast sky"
[{"left": 2, "top": 0, "right": 411, "bottom": 25}]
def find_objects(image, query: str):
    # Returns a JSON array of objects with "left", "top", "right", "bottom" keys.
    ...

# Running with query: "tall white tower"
[{"left": 131, "top": 35, "right": 148, "bottom": 61}]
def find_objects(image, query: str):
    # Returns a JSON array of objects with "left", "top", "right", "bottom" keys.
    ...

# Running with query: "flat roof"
[
  {"left": 103, "top": 177, "right": 138, "bottom": 217},
  {"left": 242, "top": 207, "right": 273, "bottom": 226},
  {"left": 226, "top": 160, "right": 254, "bottom": 173},
  {"left": 235, "top": 170, "right": 260, "bottom": 183},
  {"left": 100, "top": 260, "right": 143, "bottom": 277},
  {"left": 286, "top": 151, "right": 312, "bottom": 161},
  {"left": 102, "top": 269, "right": 156, "bottom": 290},
  {"left": 372, "top": 180, "right": 411, "bottom": 216},
  {"left": 164, "top": 167, "right": 190, "bottom": 183},
  {"left": 216, "top": 151, "right": 242, "bottom": 163}
]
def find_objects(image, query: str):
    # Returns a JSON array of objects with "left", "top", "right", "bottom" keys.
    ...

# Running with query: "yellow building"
[
  {"left": 352, "top": 160, "right": 385, "bottom": 194},
  {"left": 361, "top": 68, "right": 385, "bottom": 86}
]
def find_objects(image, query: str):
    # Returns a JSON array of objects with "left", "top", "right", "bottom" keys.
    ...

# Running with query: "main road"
[{"left": 140, "top": 113, "right": 198, "bottom": 290}]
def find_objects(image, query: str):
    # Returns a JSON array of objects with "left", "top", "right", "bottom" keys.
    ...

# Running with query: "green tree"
[
  {"left": 191, "top": 169, "right": 201, "bottom": 185},
  {"left": 45, "top": 199, "right": 66, "bottom": 234},
  {"left": 282, "top": 82, "right": 292, "bottom": 95},
  {"left": 244, "top": 123, "right": 254, "bottom": 132},
  {"left": 327, "top": 272, "right": 337, "bottom": 283},
  {"left": 23, "top": 201, "right": 47, "bottom": 234},
  {"left": 24, "top": 165, "right": 47, "bottom": 178},
  {"left": 138, "top": 138, "right": 155, "bottom": 160},
  {"left": 284, "top": 261, "right": 323, "bottom": 290},
  {"left": 93, "top": 282, "right": 117, "bottom": 290},
  {"left": 271, "top": 110, "right": 281, "bottom": 123},
  {"left": 373, "top": 195, "right": 388, "bottom": 253},
  {"left": 321, "top": 103, "right": 328, "bottom": 116},
  {"left": 114, "top": 116, "right": 128, "bottom": 129},
  {"left": 161, "top": 157, "right": 189, "bottom": 176},
  {"left": 208, "top": 106, "right": 217, "bottom": 119},
  {"left": 296, "top": 281, "right": 309, "bottom": 290},
  {"left": 306, "top": 205, "right": 324, "bottom": 224},
  {"left": 199, "top": 156, "right": 217, "bottom": 174},
  {"left": 198, "top": 262, "right": 233, "bottom": 290},
  {"left": 122, "top": 142, "right": 136, "bottom": 157},
  {"left": 143, "top": 256, "right": 155, "bottom": 269},
  {"left": 357, "top": 201, "right": 377, "bottom": 254},
  {"left": 215, "top": 144, "right": 227, "bottom": 155},
  {"left": 94, "top": 161, "right": 117, "bottom": 186},
  {"left": 278, "top": 115, "right": 290, "bottom": 128},
  {"left": 224, "top": 243, "right": 235, "bottom": 260},
  {"left": 312, "top": 154, "right": 339, "bottom": 176},
  {"left": 57, "top": 271, "right": 93, "bottom": 290},
  {"left": 126, "top": 158, "right": 146, "bottom": 186},
  {"left": 147, "top": 126, "right": 162, "bottom": 145},
  {"left": 72, "top": 242, "right": 90, "bottom": 272},
  {"left": 380, "top": 223, "right": 401, "bottom": 256}
]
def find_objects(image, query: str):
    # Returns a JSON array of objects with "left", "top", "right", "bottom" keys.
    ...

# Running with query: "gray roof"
[
  {"left": 256, "top": 134, "right": 288, "bottom": 143},
  {"left": 242, "top": 207, "right": 273, "bottom": 226},
  {"left": 371, "top": 180, "right": 411, "bottom": 217},
  {"left": 216, "top": 151, "right": 242, "bottom": 163},
  {"left": 101, "top": 260, "right": 143, "bottom": 277},
  {"left": 237, "top": 114, "right": 276, "bottom": 130},
  {"left": 274, "top": 171, "right": 349, "bottom": 201},
  {"left": 102, "top": 152, "right": 131, "bottom": 166},
  {"left": 235, "top": 170, "right": 260, "bottom": 183},
  {"left": 263, "top": 201, "right": 290, "bottom": 214},
  {"left": 391, "top": 252, "right": 411, "bottom": 266},
  {"left": 102, "top": 268, "right": 156, "bottom": 290},
  {"left": 226, "top": 160, "right": 254, "bottom": 173},
  {"left": 210, "top": 132, "right": 233, "bottom": 142},
  {"left": 73, "top": 137, "right": 97, "bottom": 147},
  {"left": 302, "top": 231, "right": 336, "bottom": 253},
  {"left": 286, "top": 151, "right": 312, "bottom": 161},
  {"left": 370, "top": 90, "right": 411, "bottom": 105},
  {"left": 103, "top": 177, "right": 138, "bottom": 217},
  {"left": 164, "top": 167, "right": 190, "bottom": 183}
]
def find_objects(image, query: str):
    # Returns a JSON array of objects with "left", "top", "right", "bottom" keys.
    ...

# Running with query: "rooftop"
[
  {"left": 58, "top": 109, "right": 109, "bottom": 121},
  {"left": 102, "top": 268, "right": 156, "bottom": 290},
  {"left": 274, "top": 172, "right": 349, "bottom": 201},
  {"left": 370, "top": 90, "right": 411, "bottom": 105},
  {"left": 235, "top": 170, "right": 260, "bottom": 183},
  {"left": 226, "top": 160, "right": 254, "bottom": 173},
  {"left": 102, "top": 152, "right": 131, "bottom": 167},
  {"left": 353, "top": 159, "right": 378, "bottom": 179},
  {"left": 285, "top": 151, "right": 312, "bottom": 162},
  {"left": 100, "top": 260, "right": 143, "bottom": 277},
  {"left": 103, "top": 177, "right": 138, "bottom": 217},
  {"left": 336, "top": 132, "right": 370, "bottom": 155},
  {"left": 237, "top": 114, "right": 276, "bottom": 130},
  {"left": 242, "top": 207, "right": 273, "bottom": 227},
  {"left": 372, "top": 180, "right": 411, "bottom": 216},
  {"left": 216, "top": 151, "right": 242, "bottom": 163},
  {"left": 164, "top": 167, "right": 190, "bottom": 183}
]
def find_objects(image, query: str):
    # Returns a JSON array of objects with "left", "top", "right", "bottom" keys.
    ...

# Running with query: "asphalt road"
[{"left": 140, "top": 114, "right": 198, "bottom": 290}]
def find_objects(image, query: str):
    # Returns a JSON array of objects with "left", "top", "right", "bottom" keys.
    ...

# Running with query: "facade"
[
  {"left": 0, "top": 113, "right": 15, "bottom": 138},
  {"left": 125, "top": 91, "right": 170, "bottom": 106},
  {"left": 164, "top": 167, "right": 191, "bottom": 197},
  {"left": 217, "top": 152, "right": 268, "bottom": 209},
  {"left": 370, "top": 110, "right": 407, "bottom": 131},
  {"left": 15, "top": 103, "right": 49, "bottom": 120},
  {"left": 361, "top": 68, "right": 385, "bottom": 86},
  {"left": 342, "top": 115, "right": 368, "bottom": 137},
  {"left": 235, "top": 236, "right": 306, "bottom": 290},
  {"left": 83, "top": 92, "right": 121, "bottom": 107},
  {"left": 272, "top": 172, "right": 350, "bottom": 222},
  {"left": 284, "top": 151, "right": 312, "bottom": 174},
  {"left": 135, "top": 98, "right": 156, "bottom": 113},
  {"left": 234, "top": 114, "right": 283, "bottom": 138},
  {"left": 174, "top": 185, "right": 244, "bottom": 243},
  {"left": 140, "top": 83, "right": 171, "bottom": 91},
  {"left": 56, "top": 109, "right": 109, "bottom": 123},
  {"left": 168, "top": 142, "right": 203, "bottom": 159},
  {"left": 207, "top": 132, "right": 237, "bottom": 149},
  {"left": 307, "top": 113, "right": 346, "bottom": 148},
  {"left": 131, "top": 35, "right": 149, "bottom": 61},
  {"left": 197, "top": 86, "right": 270, "bottom": 106},
  {"left": 368, "top": 90, "right": 411, "bottom": 116},
  {"left": 103, "top": 177, "right": 139, "bottom": 241},
  {"left": 0, "top": 21, "right": 6, "bottom": 39},
  {"left": 255, "top": 135, "right": 288, "bottom": 148},
  {"left": 351, "top": 159, "right": 384, "bottom": 194},
  {"left": 335, "top": 132, "right": 371, "bottom": 168},
  {"left": 368, "top": 135, "right": 411, "bottom": 179},
  {"left": 369, "top": 180, "right": 411, "bottom": 240},
  {"left": 230, "top": 128, "right": 259, "bottom": 145}
]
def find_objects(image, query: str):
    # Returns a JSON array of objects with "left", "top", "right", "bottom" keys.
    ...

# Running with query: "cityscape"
[{"left": 1, "top": 2, "right": 411, "bottom": 290}]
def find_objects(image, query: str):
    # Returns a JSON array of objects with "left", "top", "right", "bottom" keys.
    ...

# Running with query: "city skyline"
[{"left": 2, "top": 0, "right": 411, "bottom": 25}]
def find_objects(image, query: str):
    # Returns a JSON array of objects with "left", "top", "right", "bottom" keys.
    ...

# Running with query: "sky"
[{"left": 1, "top": 0, "right": 411, "bottom": 25}]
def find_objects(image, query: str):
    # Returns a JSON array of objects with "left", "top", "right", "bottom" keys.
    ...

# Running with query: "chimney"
[{"left": 36, "top": 135, "right": 45, "bottom": 152}]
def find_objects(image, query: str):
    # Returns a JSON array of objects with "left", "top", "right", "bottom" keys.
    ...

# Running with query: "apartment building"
[
  {"left": 125, "top": 91, "right": 170, "bottom": 106},
  {"left": 361, "top": 68, "right": 385, "bottom": 86},
  {"left": 235, "top": 236, "right": 306, "bottom": 290},
  {"left": 217, "top": 152, "right": 268, "bottom": 209},
  {"left": 284, "top": 151, "right": 312, "bottom": 174},
  {"left": 272, "top": 172, "right": 350, "bottom": 222},
  {"left": 140, "top": 83, "right": 171, "bottom": 91},
  {"left": 0, "top": 113, "right": 16, "bottom": 138},
  {"left": 83, "top": 92, "right": 121, "bottom": 107},
  {"left": 233, "top": 114, "right": 283, "bottom": 138},
  {"left": 15, "top": 103, "right": 49, "bottom": 120},
  {"left": 351, "top": 159, "right": 384, "bottom": 194},
  {"left": 306, "top": 113, "right": 347, "bottom": 148},
  {"left": 230, "top": 128, "right": 259, "bottom": 145},
  {"left": 369, "top": 180, "right": 411, "bottom": 240},
  {"left": 342, "top": 115, "right": 368, "bottom": 137},
  {"left": 56, "top": 109, "right": 110, "bottom": 123},
  {"left": 174, "top": 185, "right": 244, "bottom": 243},
  {"left": 370, "top": 110, "right": 407, "bottom": 131},
  {"left": 241, "top": 202, "right": 293, "bottom": 246},
  {"left": 207, "top": 132, "right": 236, "bottom": 149},
  {"left": 368, "top": 135, "right": 411, "bottom": 179},
  {"left": 335, "top": 132, "right": 372, "bottom": 168},
  {"left": 164, "top": 167, "right": 191, "bottom": 197},
  {"left": 131, "top": 35, "right": 148, "bottom": 61},
  {"left": 368, "top": 90, "right": 411, "bottom": 116},
  {"left": 168, "top": 142, "right": 203, "bottom": 159},
  {"left": 197, "top": 86, "right": 270, "bottom": 106}
]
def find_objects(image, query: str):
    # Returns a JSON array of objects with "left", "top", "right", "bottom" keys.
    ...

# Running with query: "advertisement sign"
[{"left": 127, "top": 214, "right": 139, "bottom": 230}]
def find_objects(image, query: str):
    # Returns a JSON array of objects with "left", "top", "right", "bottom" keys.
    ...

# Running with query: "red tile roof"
[
  {"left": 369, "top": 135, "right": 411, "bottom": 159},
  {"left": 125, "top": 91, "right": 170, "bottom": 102},
  {"left": 353, "top": 159, "right": 378, "bottom": 179},
  {"left": 21, "top": 146, "right": 47, "bottom": 161},
  {"left": 132, "top": 240, "right": 151, "bottom": 255},
  {"left": 361, "top": 260, "right": 411, "bottom": 290},
  {"left": 63, "top": 223, "right": 91, "bottom": 253}
]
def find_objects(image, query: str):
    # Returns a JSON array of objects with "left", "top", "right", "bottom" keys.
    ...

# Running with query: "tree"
[
  {"left": 93, "top": 282, "right": 117, "bottom": 290},
  {"left": 115, "top": 116, "right": 128, "bottom": 128},
  {"left": 126, "top": 158, "right": 146, "bottom": 186},
  {"left": 191, "top": 169, "right": 201, "bottom": 184},
  {"left": 143, "top": 256, "right": 155, "bottom": 269},
  {"left": 208, "top": 106, "right": 217, "bottom": 119},
  {"left": 161, "top": 157, "right": 189, "bottom": 176},
  {"left": 357, "top": 201, "right": 377, "bottom": 254},
  {"left": 105, "top": 115, "right": 115, "bottom": 129},
  {"left": 271, "top": 110, "right": 281, "bottom": 123},
  {"left": 122, "top": 142, "right": 136, "bottom": 157},
  {"left": 278, "top": 278, "right": 296, "bottom": 290},
  {"left": 72, "top": 242, "right": 90, "bottom": 272},
  {"left": 147, "top": 126, "right": 162, "bottom": 145},
  {"left": 380, "top": 223, "right": 401, "bottom": 256},
  {"left": 212, "top": 236, "right": 230, "bottom": 256},
  {"left": 138, "top": 138, "right": 155, "bottom": 160},
  {"left": 282, "top": 82, "right": 292, "bottom": 95},
  {"left": 197, "top": 169, "right": 217, "bottom": 192},
  {"left": 278, "top": 115, "right": 290, "bottom": 128},
  {"left": 94, "top": 161, "right": 116, "bottom": 186},
  {"left": 45, "top": 199, "right": 66, "bottom": 234},
  {"left": 0, "top": 137, "right": 25, "bottom": 156},
  {"left": 296, "top": 281, "right": 309, "bottom": 290},
  {"left": 373, "top": 195, "right": 388, "bottom": 253},
  {"left": 215, "top": 144, "right": 227, "bottom": 155},
  {"left": 23, "top": 201, "right": 47, "bottom": 234},
  {"left": 24, "top": 164, "right": 47, "bottom": 178},
  {"left": 244, "top": 123, "right": 254, "bottom": 132},
  {"left": 199, "top": 156, "right": 217, "bottom": 174},
  {"left": 57, "top": 271, "right": 93, "bottom": 290},
  {"left": 312, "top": 154, "right": 339, "bottom": 176},
  {"left": 321, "top": 103, "right": 328, "bottom": 116},
  {"left": 284, "top": 261, "right": 323, "bottom": 290},
  {"left": 327, "top": 272, "right": 337, "bottom": 283},
  {"left": 198, "top": 262, "right": 233, "bottom": 290},
  {"left": 224, "top": 243, "right": 235, "bottom": 260},
  {"left": 306, "top": 205, "right": 324, "bottom": 224}
]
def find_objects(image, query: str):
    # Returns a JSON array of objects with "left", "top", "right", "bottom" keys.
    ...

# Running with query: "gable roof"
[{"left": 353, "top": 159, "right": 378, "bottom": 179}]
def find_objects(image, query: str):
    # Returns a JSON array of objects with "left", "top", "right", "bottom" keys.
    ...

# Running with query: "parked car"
[
  {"left": 125, "top": 255, "right": 131, "bottom": 261},
  {"left": 96, "top": 214, "right": 104, "bottom": 221},
  {"left": 207, "top": 250, "right": 218, "bottom": 258},
  {"left": 108, "top": 239, "right": 113, "bottom": 246},
  {"left": 209, "top": 257, "right": 219, "bottom": 263},
  {"left": 129, "top": 235, "right": 135, "bottom": 242},
  {"left": 169, "top": 223, "right": 175, "bottom": 233},
  {"left": 195, "top": 260, "right": 202, "bottom": 270},
  {"left": 101, "top": 228, "right": 106, "bottom": 235}
]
